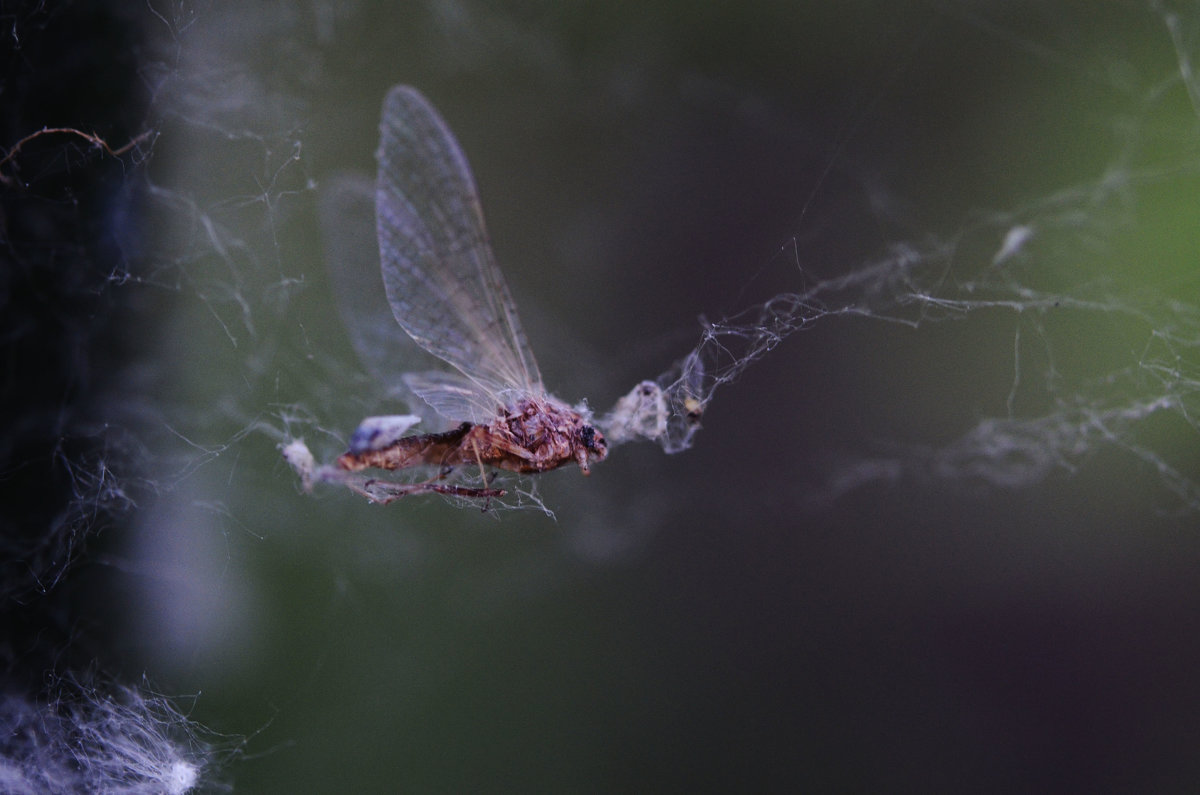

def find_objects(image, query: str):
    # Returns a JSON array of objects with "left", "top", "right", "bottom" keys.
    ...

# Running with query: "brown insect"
[{"left": 330, "top": 86, "right": 607, "bottom": 503}]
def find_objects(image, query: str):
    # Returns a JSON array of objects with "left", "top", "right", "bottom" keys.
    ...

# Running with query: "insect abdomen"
[{"left": 336, "top": 422, "right": 473, "bottom": 471}]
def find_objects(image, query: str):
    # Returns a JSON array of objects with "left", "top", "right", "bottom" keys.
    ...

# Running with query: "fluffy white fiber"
[{"left": 0, "top": 683, "right": 212, "bottom": 795}]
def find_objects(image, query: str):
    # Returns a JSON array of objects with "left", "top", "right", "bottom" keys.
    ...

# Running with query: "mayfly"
[{"left": 318, "top": 85, "right": 609, "bottom": 503}]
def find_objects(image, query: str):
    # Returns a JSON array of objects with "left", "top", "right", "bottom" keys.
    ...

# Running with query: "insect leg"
[{"left": 469, "top": 437, "right": 491, "bottom": 487}]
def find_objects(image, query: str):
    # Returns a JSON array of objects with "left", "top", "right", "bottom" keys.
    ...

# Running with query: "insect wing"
[
  {"left": 376, "top": 85, "right": 542, "bottom": 421},
  {"left": 320, "top": 174, "right": 431, "bottom": 399},
  {"left": 401, "top": 370, "right": 491, "bottom": 424}
]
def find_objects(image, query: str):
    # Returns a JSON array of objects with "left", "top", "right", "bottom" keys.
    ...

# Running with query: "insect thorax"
[{"left": 485, "top": 397, "right": 607, "bottom": 472}]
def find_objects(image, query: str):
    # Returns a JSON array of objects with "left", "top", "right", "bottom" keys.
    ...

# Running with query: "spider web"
[{"left": 641, "top": 170, "right": 1200, "bottom": 508}]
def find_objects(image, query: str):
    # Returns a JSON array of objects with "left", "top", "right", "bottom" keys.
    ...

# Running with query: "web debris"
[
  {"left": 0, "top": 678, "right": 228, "bottom": 795},
  {"left": 616, "top": 196, "right": 1200, "bottom": 510}
]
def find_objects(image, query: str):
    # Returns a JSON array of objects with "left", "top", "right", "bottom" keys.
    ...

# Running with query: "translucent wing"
[
  {"left": 375, "top": 85, "right": 542, "bottom": 422},
  {"left": 319, "top": 172, "right": 472, "bottom": 430},
  {"left": 319, "top": 173, "right": 420, "bottom": 399}
]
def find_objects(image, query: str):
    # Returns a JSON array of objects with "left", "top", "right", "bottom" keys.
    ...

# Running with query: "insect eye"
[{"left": 579, "top": 425, "right": 607, "bottom": 453}]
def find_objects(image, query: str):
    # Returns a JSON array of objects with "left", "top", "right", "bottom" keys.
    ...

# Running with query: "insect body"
[
  {"left": 333, "top": 86, "right": 607, "bottom": 502},
  {"left": 337, "top": 396, "right": 606, "bottom": 476}
]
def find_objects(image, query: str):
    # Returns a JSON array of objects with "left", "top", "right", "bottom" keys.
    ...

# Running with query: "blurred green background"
[{"left": 102, "top": 1, "right": 1200, "bottom": 791}]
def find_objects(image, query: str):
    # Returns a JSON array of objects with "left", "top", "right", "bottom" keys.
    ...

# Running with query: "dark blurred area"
[{"left": 0, "top": 0, "right": 148, "bottom": 681}]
